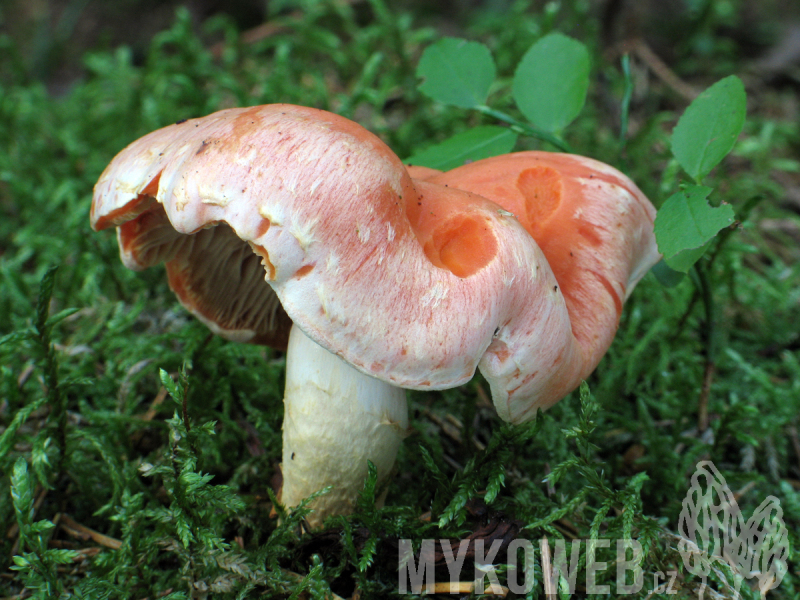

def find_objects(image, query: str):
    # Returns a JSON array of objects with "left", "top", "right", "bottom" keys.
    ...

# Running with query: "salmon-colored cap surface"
[
  {"left": 417, "top": 153, "right": 660, "bottom": 416},
  {"left": 92, "top": 104, "right": 659, "bottom": 424}
]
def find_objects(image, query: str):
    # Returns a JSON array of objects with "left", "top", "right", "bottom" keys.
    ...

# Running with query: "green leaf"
[
  {"left": 31, "top": 435, "right": 55, "bottom": 490},
  {"left": 671, "top": 75, "right": 747, "bottom": 183},
  {"left": 670, "top": 242, "right": 714, "bottom": 274},
  {"left": 512, "top": 33, "right": 590, "bottom": 132},
  {"left": 404, "top": 126, "right": 517, "bottom": 171},
  {"left": 655, "top": 185, "right": 735, "bottom": 272},
  {"left": 0, "top": 329, "right": 36, "bottom": 347},
  {"left": 417, "top": 38, "right": 496, "bottom": 109},
  {"left": 484, "top": 469, "right": 505, "bottom": 504},
  {"left": 11, "top": 554, "right": 30, "bottom": 568},
  {"left": 46, "top": 548, "right": 80, "bottom": 564},
  {"left": 35, "top": 265, "right": 59, "bottom": 335},
  {"left": 45, "top": 307, "right": 80, "bottom": 329},
  {"left": 358, "top": 534, "right": 379, "bottom": 572},
  {"left": 651, "top": 260, "right": 685, "bottom": 287},
  {"left": 160, "top": 368, "right": 182, "bottom": 403},
  {"left": 288, "top": 562, "right": 324, "bottom": 600},
  {"left": 0, "top": 397, "right": 47, "bottom": 461},
  {"left": 356, "top": 460, "right": 379, "bottom": 513},
  {"left": 11, "top": 458, "right": 34, "bottom": 524},
  {"left": 28, "top": 520, "right": 55, "bottom": 536},
  {"left": 174, "top": 513, "right": 195, "bottom": 548}
]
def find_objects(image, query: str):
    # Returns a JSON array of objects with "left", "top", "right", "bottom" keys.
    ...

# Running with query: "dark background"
[{"left": 3, "top": 0, "right": 799, "bottom": 95}]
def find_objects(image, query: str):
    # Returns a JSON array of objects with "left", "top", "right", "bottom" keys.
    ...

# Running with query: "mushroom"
[
  {"left": 403, "top": 152, "right": 662, "bottom": 420},
  {"left": 91, "top": 104, "right": 659, "bottom": 527}
]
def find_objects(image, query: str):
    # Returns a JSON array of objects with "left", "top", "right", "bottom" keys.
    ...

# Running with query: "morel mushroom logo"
[{"left": 678, "top": 461, "right": 789, "bottom": 598}]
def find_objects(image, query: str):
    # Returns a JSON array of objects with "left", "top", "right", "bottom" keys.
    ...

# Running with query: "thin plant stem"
[
  {"left": 619, "top": 53, "right": 633, "bottom": 148},
  {"left": 691, "top": 262, "right": 716, "bottom": 433},
  {"left": 475, "top": 105, "right": 573, "bottom": 153}
]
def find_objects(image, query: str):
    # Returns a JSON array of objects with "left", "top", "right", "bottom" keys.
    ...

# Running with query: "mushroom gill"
[{"left": 119, "top": 201, "right": 291, "bottom": 348}]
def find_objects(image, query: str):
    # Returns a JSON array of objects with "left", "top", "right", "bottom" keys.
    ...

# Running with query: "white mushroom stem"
[{"left": 280, "top": 324, "right": 408, "bottom": 527}]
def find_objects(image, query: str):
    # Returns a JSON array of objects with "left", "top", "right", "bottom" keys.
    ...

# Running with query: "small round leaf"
[
  {"left": 417, "top": 38, "right": 496, "bottom": 109},
  {"left": 512, "top": 33, "right": 590, "bottom": 133},
  {"left": 671, "top": 75, "right": 746, "bottom": 183},
  {"left": 654, "top": 185, "right": 735, "bottom": 272}
]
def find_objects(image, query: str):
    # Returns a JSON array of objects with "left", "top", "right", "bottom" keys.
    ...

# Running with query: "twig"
[
  {"left": 732, "top": 481, "right": 757, "bottom": 503},
  {"left": 540, "top": 536, "right": 557, "bottom": 599},
  {"left": 475, "top": 383, "right": 493, "bottom": 409},
  {"left": 130, "top": 387, "right": 169, "bottom": 447},
  {"left": 209, "top": 2, "right": 359, "bottom": 59},
  {"left": 139, "top": 387, "right": 168, "bottom": 422},
  {"left": 58, "top": 514, "right": 122, "bottom": 550},
  {"left": 553, "top": 519, "right": 581, "bottom": 539},
  {"left": 209, "top": 15, "right": 297, "bottom": 59},
  {"left": 423, "top": 409, "right": 462, "bottom": 443},
  {"left": 442, "top": 454, "right": 464, "bottom": 471},
  {"left": 431, "top": 581, "right": 509, "bottom": 596},
  {"left": 16, "top": 362, "right": 35, "bottom": 387},
  {"left": 625, "top": 39, "right": 699, "bottom": 101}
]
